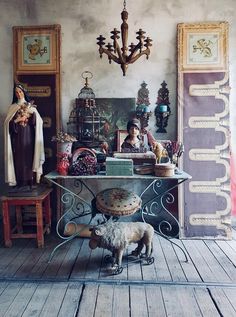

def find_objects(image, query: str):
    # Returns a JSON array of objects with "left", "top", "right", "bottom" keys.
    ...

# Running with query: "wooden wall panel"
[{"left": 13, "top": 25, "right": 61, "bottom": 176}]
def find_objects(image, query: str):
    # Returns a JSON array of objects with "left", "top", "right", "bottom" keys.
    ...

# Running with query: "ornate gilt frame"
[
  {"left": 117, "top": 130, "right": 128, "bottom": 152},
  {"left": 178, "top": 22, "right": 228, "bottom": 72},
  {"left": 13, "top": 25, "right": 60, "bottom": 73}
]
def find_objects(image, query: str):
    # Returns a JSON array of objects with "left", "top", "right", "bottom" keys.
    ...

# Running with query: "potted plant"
[
  {"left": 51, "top": 131, "right": 77, "bottom": 175},
  {"left": 51, "top": 131, "right": 77, "bottom": 155}
]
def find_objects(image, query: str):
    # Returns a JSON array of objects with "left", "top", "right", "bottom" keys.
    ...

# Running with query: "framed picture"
[
  {"left": 116, "top": 130, "right": 128, "bottom": 152},
  {"left": 177, "top": 22, "right": 228, "bottom": 71},
  {"left": 95, "top": 98, "right": 135, "bottom": 151},
  {"left": 13, "top": 25, "right": 61, "bottom": 73}
]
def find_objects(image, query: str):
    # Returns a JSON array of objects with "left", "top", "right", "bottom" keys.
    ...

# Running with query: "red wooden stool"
[{"left": 1, "top": 187, "right": 52, "bottom": 248}]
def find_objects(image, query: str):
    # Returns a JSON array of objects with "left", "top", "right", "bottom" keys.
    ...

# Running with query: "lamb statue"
[{"left": 89, "top": 221, "right": 154, "bottom": 274}]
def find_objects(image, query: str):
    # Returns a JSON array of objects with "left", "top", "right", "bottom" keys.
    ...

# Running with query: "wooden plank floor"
[
  {"left": 0, "top": 282, "right": 236, "bottom": 317},
  {"left": 0, "top": 227, "right": 235, "bottom": 316}
]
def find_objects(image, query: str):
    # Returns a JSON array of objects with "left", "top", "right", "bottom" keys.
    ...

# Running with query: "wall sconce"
[
  {"left": 96, "top": 0, "right": 152, "bottom": 76},
  {"left": 154, "top": 81, "right": 171, "bottom": 133},
  {"left": 135, "top": 81, "right": 152, "bottom": 129}
]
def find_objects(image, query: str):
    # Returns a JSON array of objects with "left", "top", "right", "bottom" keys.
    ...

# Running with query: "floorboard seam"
[
  {"left": 1, "top": 277, "right": 236, "bottom": 288},
  {"left": 74, "top": 283, "right": 86, "bottom": 317},
  {"left": 207, "top": 288, "right": 224, "bottom": 317}
]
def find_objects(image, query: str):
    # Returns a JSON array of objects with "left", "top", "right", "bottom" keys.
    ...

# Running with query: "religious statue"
[{"left": 4, "top": 83, "right": 45, "bottom": 191}]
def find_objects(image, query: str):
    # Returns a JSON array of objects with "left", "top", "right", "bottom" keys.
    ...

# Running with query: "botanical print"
[
  {"left": 187, "top": 33, "right": 219, "bottom": 65},
  {"left": 23, "top": 35, "right": 51, "bottom": 65}
]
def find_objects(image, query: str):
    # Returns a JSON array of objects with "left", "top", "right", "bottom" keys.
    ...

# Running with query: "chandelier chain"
[{"left": 123, "top": 0, "right": 126, "bottom": 10}]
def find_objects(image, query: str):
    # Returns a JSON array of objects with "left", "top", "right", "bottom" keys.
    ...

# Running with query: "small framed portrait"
[
  {"left": 116, "top": 130, "right": 128, "bottom": 152},
  {"left": 13, "top": 25, "right": 61, "bottom": 73}
]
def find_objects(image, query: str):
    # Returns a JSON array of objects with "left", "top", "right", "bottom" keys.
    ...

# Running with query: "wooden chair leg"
[
  {"left": 2, "top": 201, "right": 12, "bottom": 247},
  {"left": 44, "top": 194, "right": 51, "bottom": 233},
  {"left": 36, "top": 201, "right": 44, "bottom": 248}
]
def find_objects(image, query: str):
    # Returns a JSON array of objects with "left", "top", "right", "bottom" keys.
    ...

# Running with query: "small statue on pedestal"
[{"left": 4, "top": 83, "right": 45, "bottom": 193}]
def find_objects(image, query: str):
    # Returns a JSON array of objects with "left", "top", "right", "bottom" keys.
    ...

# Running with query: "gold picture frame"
[
  {"left": 117, "top": 130, "right": 128, "bottom": 152},
  {"left": 177, "top": 22, "right": 228, "bottom": 72},
  {"left": 13, "top": 25, "right": 60, "bottom": 73}
]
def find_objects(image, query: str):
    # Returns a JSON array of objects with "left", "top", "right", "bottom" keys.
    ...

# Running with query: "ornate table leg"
[
  {"left": 140, "top": 179, "right": 188, "bottom": 262},
  {"left": 48, "top": 179, "right": 95, "bottom": 262}
]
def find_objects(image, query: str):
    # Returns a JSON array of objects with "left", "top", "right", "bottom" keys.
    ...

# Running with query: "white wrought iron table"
[{"left": 45, "top": 170, "right": 192, "bottom": 261}]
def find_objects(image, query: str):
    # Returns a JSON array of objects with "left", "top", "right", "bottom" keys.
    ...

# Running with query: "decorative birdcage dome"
[{"left": 75, "top": 71, "right": 101, "bottom": 147}]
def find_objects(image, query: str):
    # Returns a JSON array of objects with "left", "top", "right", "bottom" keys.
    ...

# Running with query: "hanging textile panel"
[{"left": 177, "top": 22, "right": 231, "bottom": 239}]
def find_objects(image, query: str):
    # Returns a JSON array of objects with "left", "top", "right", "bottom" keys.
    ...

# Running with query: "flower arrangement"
[
  {"left": 14, "top": 103, "right": 35, "bottom": 127},
  {"left": 51, "top": 131, "right": 77, "bottom": 143},
  {"left": 162, "top": 141, "right": 184, "bottom": 164},
  {"left": 52, "top": 132, "right": 77, "bottom": 175}
]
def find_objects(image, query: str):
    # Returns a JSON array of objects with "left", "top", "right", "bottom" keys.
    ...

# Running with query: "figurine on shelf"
[
  {"left": 100, "top": 141, "right": 109, "bottom": 155},
  {"left": 152, "top": 142, "right": 166, "bottom": 163},
  {"left": 4, "top": 83, "right": 45, "bottom": 190}
]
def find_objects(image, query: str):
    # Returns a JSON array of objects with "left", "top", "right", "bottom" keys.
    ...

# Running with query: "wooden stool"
[{"left": 1, "top": 187, "right": 52, "bottom": 248}]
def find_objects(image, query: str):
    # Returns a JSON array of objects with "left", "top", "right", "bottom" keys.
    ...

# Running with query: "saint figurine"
[{"left": 4, "top": 83, "right": 45, "bottom": 190}]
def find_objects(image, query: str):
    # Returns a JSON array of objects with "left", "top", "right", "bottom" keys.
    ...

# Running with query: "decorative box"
[
  {"left": 106, "top": 157, "right": 133, "bottom": 176},
  {"left": 154, "top": 163, "right": 175, "bottom": 177},
  {"left": 134, "top": 164, "right": 154, "bottom": 175}
]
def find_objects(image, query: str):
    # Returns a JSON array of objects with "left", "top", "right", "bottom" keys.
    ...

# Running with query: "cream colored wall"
[{"left": 0, "top": 0, "right": 236, "bottom": 190}]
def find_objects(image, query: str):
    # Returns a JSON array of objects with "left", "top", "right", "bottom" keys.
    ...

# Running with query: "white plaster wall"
[{"left": 0, "top": 0, "right": 235, "bottom": 190}]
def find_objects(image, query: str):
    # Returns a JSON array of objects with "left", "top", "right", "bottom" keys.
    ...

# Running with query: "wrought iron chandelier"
[{"left": 96, "top": 0, "right": 152, "bottom": 76}]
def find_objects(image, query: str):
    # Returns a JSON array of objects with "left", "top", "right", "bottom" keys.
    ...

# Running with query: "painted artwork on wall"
[
  {"left": 13, "top": 25, "right": 60, "bottom": 73},
  {"left": 23, "top": 35, "right": 51, "bottom": 65},
  {"left": 96, "top": 98, "right": 136, "bottom": 151}
]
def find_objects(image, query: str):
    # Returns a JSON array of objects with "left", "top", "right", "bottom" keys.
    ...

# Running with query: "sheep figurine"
[{"left": 89, "top": 221, "right": 154, "bottom": 274}]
